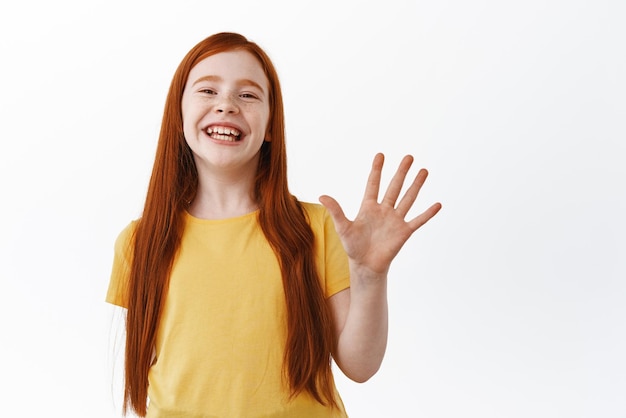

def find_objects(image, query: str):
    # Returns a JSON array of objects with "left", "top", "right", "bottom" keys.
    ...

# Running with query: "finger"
[
  {"left": 396, "top": 168, "right": 429, "bottom": 216},
  {"left": 381, "top": 155, "right": 414, "bottom": 207},
  {"left": 362, "top": 153, "right": 384, "bottom": 203},
  {"left": 319, "top": 195, "right": 350, "bottom": 233},
  {"left": 407, "top": 202, "right": 442, "bottom": 231}
]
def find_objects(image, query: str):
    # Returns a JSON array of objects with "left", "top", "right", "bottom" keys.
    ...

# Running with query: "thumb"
[{"left": 319, "top": 195, "right": 349, "bottom": 231}]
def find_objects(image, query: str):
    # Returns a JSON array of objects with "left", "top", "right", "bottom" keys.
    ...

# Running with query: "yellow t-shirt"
[{"left": 107, "top": 202, "right": 351, "bottom": 418}]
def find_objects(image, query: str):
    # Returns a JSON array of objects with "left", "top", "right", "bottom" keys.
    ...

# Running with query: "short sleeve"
[
  {"left": 322, "top": 208, "right": 350, "bottom": 297},
  {"left": 105, "top": 221, "right": 137, "bottom": 308},
  {"left": 303, "top": 203, "right": 350, "bottom": 298}
]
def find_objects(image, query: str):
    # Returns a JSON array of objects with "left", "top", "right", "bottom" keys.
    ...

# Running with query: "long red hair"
[{"left": 124, "top": 32, "right": 337, "bottom": 416}]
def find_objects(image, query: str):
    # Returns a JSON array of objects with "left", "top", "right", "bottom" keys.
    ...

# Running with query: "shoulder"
[
  {"left": 114, "top": 219, "right": 140, "bottom": 255},
  {"left": 299, "top": 201, "right": 325, "bottom": 217},
  {"left": 297, "top": 201, "right": 341, "bottom": 240},
  {"left": 298, "top": 201, "right": 331, "bottom": 228}
]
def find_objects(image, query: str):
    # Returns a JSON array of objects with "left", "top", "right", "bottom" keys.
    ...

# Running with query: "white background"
[{"left": 1, "top": 1, "right": 624, "bottom": 417}]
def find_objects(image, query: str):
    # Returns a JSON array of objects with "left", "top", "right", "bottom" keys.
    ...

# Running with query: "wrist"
[{"left": 349, "top": 260, "right": 388, "bottom": 286}]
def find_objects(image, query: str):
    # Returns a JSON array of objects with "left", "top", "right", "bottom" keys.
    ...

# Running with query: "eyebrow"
[{"left": 191, "top": 75, "right": 266, "bottom": 93}]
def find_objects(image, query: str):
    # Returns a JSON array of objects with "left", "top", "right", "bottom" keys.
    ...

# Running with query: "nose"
[{"left": 215, "top": 93, "right": 239, "bottom": 114}]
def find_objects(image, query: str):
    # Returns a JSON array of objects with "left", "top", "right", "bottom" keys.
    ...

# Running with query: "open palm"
[{"left": 319, "top": 153, "right": 442, "bottom": 276}]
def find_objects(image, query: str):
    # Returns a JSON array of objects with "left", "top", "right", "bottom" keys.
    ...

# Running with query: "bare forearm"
[{"left": 334, "top": 267, "right": 389, "bottom": 383}]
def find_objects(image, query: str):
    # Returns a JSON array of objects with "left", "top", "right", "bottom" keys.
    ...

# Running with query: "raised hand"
[{"left": 319, "top": 153, "right": 441, "bottom": 278}]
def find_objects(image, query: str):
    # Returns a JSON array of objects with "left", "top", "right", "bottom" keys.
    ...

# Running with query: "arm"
[{"left": 320, "top": 153, "right": 441, "bottom": 382}]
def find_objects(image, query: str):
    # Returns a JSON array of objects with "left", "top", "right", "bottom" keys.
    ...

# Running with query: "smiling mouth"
[{"left": 207, "top": 126, "right": 241, "bottom": 142}]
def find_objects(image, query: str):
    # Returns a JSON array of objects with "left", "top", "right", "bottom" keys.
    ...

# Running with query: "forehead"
[{"left": 187, "top": 50, "right": 269, "bottom": 92}]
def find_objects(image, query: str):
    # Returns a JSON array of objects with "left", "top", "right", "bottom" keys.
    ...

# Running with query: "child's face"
[{"left": 181, "top": 50, "right": 270, "bottom": 175}]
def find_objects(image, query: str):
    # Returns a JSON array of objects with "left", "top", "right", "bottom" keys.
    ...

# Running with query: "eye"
[
  {"left": 240, "top": 92, "right": 259, "bottom": 100},
  {"left": 199, "top": 88, "right": 217, "bottom": 95}
]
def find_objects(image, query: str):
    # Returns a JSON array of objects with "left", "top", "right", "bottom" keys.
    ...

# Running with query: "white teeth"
[
  {"left": 212, "top": 134, "right": 236, "bottom": 142},
  {"left": 206, "top": 126, "right": 241, "bottom": 138}
]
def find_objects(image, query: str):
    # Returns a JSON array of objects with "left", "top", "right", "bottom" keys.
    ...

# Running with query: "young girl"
[{"left": 107, "top": 32, "right": 441, "bottom": 418}]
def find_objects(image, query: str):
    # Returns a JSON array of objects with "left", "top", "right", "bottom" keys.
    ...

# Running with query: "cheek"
[
  {"left": 181, "top": 95, "right": 194, "bottom": 119},
  {"left": 181, "top": 111, "right": 192, "bottom": 136},
  {"left": 181, "top": 114, "right": 199, "bottom": 144},
  {"left": 181, "top": 100, "right": 201, "bottom": 133},
  {"left": 259, "top": 107, "right": 271, "bottom": 135}
]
